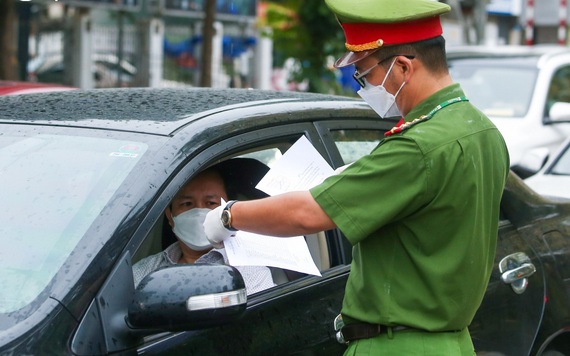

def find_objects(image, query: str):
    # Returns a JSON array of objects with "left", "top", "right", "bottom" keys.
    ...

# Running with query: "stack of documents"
[{"left": 224, "top": 136, "right": 335, "bottom": 276}]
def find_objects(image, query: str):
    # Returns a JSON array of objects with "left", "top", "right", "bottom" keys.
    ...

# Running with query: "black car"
[{"left": 0, "top": 88, "right": 569, "bottom": 355}]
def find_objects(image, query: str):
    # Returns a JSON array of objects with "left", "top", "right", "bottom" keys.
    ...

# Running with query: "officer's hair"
[{"left": 375, "top": 36, "right": 448, "bottom": 75}]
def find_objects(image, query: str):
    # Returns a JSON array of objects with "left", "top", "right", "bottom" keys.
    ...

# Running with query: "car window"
[
  {"left": 550, "top": 143, "right": 570, "bottom": 175},
  {"left": 449, "top": 61, "right": 537, "bottom": 117},
  {"left": 330, "top": 129, "right": 383, "bottom": 164},
  {"left": 547, "top": 66, "right": 570, "bottom": 111},
  {"left": 0, "top": 134, "right": 146, "bottom": 313},
  {"left": 238, "top": 147, "right": 283, "bottom": 168},
  {"left": 132, "top": 134, "right": 332, "bottom": 291}
]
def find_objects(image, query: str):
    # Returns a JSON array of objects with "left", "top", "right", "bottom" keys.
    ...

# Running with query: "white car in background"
[
  {"left": 524, "top": 138, "right": 570, "bottom": 199},
  {"left": 28, "top": 54, "right": 137, "bottom": 88},
  {"left": 447, "top": 45, "right": 570, "bottom": 178}
]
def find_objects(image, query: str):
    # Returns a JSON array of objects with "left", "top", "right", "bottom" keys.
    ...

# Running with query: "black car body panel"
[
  {"left": 1, "top": 88, "right": 570, "bottom": 355},
  {"left": 1, "top": 88, "right": 359, "bottom": 134}
]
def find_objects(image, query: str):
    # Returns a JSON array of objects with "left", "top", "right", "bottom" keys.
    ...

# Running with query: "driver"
[{"left": 132, "top": 165, "right": 276, "bottom": 294}]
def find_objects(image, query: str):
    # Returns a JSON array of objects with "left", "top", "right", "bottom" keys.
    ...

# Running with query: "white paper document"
[
  {"left": 224, "top": 231, "right": 321, "bottom": 276},
  {"left": 224, "top": 136, "right": 335, "bottom": 277},
  {"left": 255, "top": 136, "right": 334, "bottom": 196}
]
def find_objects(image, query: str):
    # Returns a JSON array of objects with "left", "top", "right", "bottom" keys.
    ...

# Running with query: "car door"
[
  {"left": 126, "top": 124, "right": 348, "bottom": 355},
  {"left": 469, "top": 214, "right": 545, "bottom": 355},
  {"left": 130, "top": 117, "right": 397, "bottom": 355}
]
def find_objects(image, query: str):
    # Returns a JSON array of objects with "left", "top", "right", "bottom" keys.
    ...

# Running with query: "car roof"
[
  {"left": 446, "top": 45, "right": 570, "bottom": 67},
  {"left": 446, "top": 44, "right": 570, "bottom": 59},
  {"left": 446, "top": 44, "right": 570, "bottom": 66},
  {"left": 0, "top": 87, "right": 361, "bottom": 135}
]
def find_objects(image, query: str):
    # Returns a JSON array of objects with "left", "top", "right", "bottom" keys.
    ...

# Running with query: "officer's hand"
[{"left": 203, "top": 206, "right": 236, "bottom": 249}]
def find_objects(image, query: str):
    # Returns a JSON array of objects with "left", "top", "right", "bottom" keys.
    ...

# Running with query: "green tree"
[{"left": 263, "top": 0, "right": 351, "bottom": 94}]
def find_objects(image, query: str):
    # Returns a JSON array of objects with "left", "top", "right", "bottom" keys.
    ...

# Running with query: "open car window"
[{"left": 132, "top": 133, "right": 332, "bottom": 295}]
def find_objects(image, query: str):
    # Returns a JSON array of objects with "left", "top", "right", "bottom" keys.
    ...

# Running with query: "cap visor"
[{"left": 334, "top": 48, "right": 379, "bottom": 68}]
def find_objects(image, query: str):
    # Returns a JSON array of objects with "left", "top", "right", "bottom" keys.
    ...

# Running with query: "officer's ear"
[{"left": 395, "top": 55, "right": 415, "bottom": 82}]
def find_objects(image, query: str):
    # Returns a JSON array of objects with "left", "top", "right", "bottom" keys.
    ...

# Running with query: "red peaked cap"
[{"left": 334, "top": 16, "right": 443, "bottom": 68}]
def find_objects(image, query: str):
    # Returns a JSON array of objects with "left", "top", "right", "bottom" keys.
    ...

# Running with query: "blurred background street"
[{"left": 0, "top": 0, "right": 567, "bottom": 94}]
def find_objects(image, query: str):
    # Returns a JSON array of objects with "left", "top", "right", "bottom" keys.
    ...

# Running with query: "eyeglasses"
[{"left": 353, "top": 54, "right": 415, "bottom": 88}]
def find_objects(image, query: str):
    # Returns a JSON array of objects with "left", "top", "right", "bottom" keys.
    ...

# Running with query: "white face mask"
[
  {"left": 357, "top": 58, "right": 405, "bottom": 118},
  {"left": 172, "top": 208, "right": 212, "bottom": 251}
]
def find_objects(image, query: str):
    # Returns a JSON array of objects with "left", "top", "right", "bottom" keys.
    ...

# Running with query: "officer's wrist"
[{"left": 220, "top": 200, "right": 239, "bottom": 231}]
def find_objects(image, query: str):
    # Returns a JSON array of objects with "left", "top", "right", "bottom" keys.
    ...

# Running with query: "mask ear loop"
[
  {"left": 380, "top": 58, "right": 398, "bottom": 86},
  {"left": 386, "top": 57, "right": 407, "bottom": 97},
  {"left": 394, "top": 81, "right": 406, "bottom": 97}
]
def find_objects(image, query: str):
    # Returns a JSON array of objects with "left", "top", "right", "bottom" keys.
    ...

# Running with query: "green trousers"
[{"left": 344, "top": 327, "right": 474, "bottom": 356}]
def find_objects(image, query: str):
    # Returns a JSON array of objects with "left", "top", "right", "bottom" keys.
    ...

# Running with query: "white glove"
[{"left": 203, "top": 205, "right": 236, "bottom": 249}]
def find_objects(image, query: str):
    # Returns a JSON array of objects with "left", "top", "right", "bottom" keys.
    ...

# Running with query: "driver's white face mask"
[
  {"left": 357, "top": 58, "right": 406, "bottom": 118},
  {"left": 172, "top": 208, "right": 213, "bottom": 251}
]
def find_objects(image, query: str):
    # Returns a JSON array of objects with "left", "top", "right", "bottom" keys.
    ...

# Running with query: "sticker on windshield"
[{"left": 110, "top": 143, "right": 143, "bottom": 158}]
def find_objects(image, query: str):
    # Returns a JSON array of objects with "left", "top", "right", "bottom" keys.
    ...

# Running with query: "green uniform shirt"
[{"left": 310, "top": 84, "right": 509, "bottom": 331}]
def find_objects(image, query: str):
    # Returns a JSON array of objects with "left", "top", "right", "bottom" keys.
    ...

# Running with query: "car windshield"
[
  {"left": 0, "top": 134, "right": 146, "bottom": 313},
  {"left": 448, "top": 61, "right": 538, "bottom": 118}
]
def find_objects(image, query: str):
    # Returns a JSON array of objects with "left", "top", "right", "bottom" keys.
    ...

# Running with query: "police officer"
[{"left": 204, "top": 0, "right": 510, "bottom": 354}]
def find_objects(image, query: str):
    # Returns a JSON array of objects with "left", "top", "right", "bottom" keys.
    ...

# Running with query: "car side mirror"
[
  {"left": 511, "top": 147, "right": 550, "bottom": 179},
  {"left": 128, "top": 264, "right": 247, "bottom": 331},
  {"left": 72, "top": 255, "right": 247, "bottom": 355},
  {"left": 548, "top": 102, "right": 570, "bottom": 122}
]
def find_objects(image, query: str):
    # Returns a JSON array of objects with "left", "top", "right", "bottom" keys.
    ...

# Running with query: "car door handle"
[
  {"left": 499, "top": 252, "right": 537, "bottom": 294},
  {"left": 501, "top": 263, "right": 536, "bottom": 284}
]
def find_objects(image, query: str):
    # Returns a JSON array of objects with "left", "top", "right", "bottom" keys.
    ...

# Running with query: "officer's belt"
[{"left": 340, "top": 322, "right": 410, "bottom": 342}]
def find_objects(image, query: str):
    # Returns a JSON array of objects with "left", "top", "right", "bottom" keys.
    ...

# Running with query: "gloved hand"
[{"left": 203, "top": 205, "right": 236, "bottom": 249}]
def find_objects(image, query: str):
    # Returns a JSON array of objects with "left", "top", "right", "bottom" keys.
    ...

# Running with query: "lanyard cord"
[{"left": 384, "top": 96, "right": 469, "bottom": 137}]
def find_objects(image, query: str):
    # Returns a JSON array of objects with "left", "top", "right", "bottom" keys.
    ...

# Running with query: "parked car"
[
  {"left": 1, "top": 88, "right": 570, "bottom": 355},
  {"left": 523, "top": 137, "right": 570, "bottom": 199},
  {"left": 0, "top": 80, "right": 76, "bottom": 95},
  {"left": 27, "top": 53, "right": 136, "bottom": 88},
  {"left": 447, "top": 45, "right": 570, "bottom": 177}
]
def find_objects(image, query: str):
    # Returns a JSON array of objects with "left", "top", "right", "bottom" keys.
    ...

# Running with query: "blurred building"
[
  {"left": 23, "top": 0, "right": 272, "bottom": 90},
  {"left": 444, "top": 0, "right": 570, "bottom": 46},
  {"left": 16, "top": 0, "right": 570, "bottom": 90}
]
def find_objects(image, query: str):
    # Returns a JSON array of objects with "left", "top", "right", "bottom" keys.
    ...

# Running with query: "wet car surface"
[{"left": 1, "top": 88, "right": 570, "bottom": 355}]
